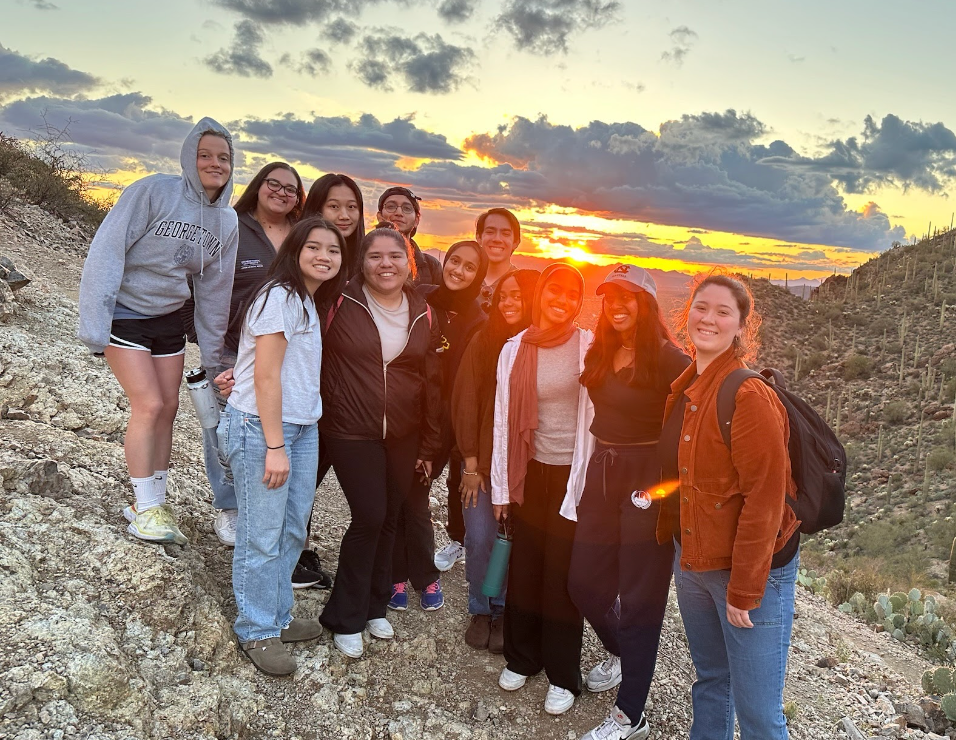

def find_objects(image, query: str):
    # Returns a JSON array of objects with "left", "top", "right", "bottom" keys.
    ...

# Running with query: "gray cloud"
[
  {"left": 210, "top": 0, "right": 384, "bottom": 25},
  {"left": 661, "top": 25, "right": 697, "bottom": 66},
  {"left": 496, "top": 0, "right": 620, "bottom": 55},
  {"left": 0, "top": 92, "right": 198, "bottom": 171},
  {"left": 438, "top": 0, "right": 480, "bottom": 22},
  {"left": 239, "top": 112, "right": 464, "bottom": 161},
  {"left": 759, "top": 114, "right": 956, "bottom": 194},
  {"left": 280, "top": 48, "right": 333, "bottom": 76},
  {"left": 0, "top": 43, "right": 99, "bottom": 98},
  {"left": 350, "top": 32, "right": 475, "bottom": 94},
  {"left": 326, "top": 18, "right": 359, "bottom": 43},
  {"left": 29, "top": 0, "right": 58, "bottom": 9},
  {"left": 204, "top": 20, "right": 273, "bottom": 78},
  {"left": 456, "top": 110, "right": 906, "bottom": 250}
]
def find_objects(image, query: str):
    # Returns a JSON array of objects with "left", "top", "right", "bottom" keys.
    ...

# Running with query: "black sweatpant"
[
  {"left": 392, "top": 450, "right": 447, "bottom": 590},
  {"left": 445, "top": 452, "right": 465, "bottom": 543},
  {"left": 319, "top": 433, "right": 418, "bottom": 634},
  {"left": 503, "top": 460, "right": 583, "bottom": 694},
  {"left": 568, "top": 442, "right": 674, "bottom": 721}
]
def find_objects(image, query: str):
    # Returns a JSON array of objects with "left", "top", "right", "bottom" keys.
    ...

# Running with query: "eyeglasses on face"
[
  {"left": 263, "top": 178, "right": 299, "bottom": 198},
  {"left": 382, "top": 202, "right": 416, "bottom": 215}
]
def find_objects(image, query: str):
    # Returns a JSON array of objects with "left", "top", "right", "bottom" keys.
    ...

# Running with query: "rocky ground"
[{"left": 0, "top": 200, "right": 950, "bottom": 739}]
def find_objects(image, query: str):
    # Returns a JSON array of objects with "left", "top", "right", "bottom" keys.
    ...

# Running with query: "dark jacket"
[
  {"left": 182, "top": 210, "right": 278, "bottom": 357},
  {"left": 656, "top": 346, "right": 798, "bottom": 611},
  {"left": 410, "top": 238, "right": 443, "bottom": 287},
  {"left": 320, "top": 277, "right": 443, "bottom": 460},
  {"left": 419, "top": 285, "right": 487, "bottom": 458}
]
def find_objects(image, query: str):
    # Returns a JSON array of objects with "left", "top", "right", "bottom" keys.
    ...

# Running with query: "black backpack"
[{"left": 717, "top": 368, "right": 847, "bottom": 535}]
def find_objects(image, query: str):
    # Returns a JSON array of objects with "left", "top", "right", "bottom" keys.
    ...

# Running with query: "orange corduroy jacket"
[{"left": 656, "top": 346, "right": 799, "bottom": 611}]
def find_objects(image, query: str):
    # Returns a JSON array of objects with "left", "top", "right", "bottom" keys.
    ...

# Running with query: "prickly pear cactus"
[
  {"left": 934, "top": 666, "right": 955, "bottom": 695},
  {"left": 890, "top": 592, "right": 908, "bottom": 612},
  {"left": 909, "top": 588, "right": 922, "bottom": 602},
  {"left": 924, "top": 669, "right": 937, "bottom": 695},
  {"left": 941, "top": 692, "right": 956, "bottom": 722}
]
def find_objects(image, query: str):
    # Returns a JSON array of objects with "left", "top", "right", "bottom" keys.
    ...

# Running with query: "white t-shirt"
[{"left": 228, "top": 284, "right": 322, "bottom": 425}]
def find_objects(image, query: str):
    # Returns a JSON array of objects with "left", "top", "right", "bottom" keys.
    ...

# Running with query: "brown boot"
[
  {"left": 280, "top": 618, "right": 323, "bottom": 643},
  {"left": 240, "top": 636, "right": 296, "bottom": 676},
  {"left": 488, "top": 615, "right": 504, "bottom": 654},
  {"left": 465, "top": 614, "right": 491, "bottom": 649}
]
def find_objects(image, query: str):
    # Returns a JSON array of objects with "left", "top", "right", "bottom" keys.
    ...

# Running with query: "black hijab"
[{"left": 425, "top": 240, "right": 489, "bottom": 314}]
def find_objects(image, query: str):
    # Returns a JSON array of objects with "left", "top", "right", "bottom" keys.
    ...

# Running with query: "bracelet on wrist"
[
  {"left": 463, "top": 470, "right": 479, "bottom": 476},
  {"left": 267, "top": 443, "right": 285, "bottom": 450}
]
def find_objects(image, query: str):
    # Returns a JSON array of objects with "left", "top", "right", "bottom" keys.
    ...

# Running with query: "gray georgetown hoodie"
[{"left": 77, "top": 117, "right": 240, "bottom": 369}]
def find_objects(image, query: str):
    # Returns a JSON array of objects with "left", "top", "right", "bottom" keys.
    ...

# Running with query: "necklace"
[{"left": 620, "top": 344, "right": 635, "bottom": 351}]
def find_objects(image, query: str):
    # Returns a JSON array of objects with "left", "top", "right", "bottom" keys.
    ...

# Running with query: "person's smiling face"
[
  {"left": 537, "top": 270, "right": 581, "bottom": 330},
  {"left": 688, "top": 283, "right": 742, "bottom": 360},
  {"left": 443, "top": 245, "right": 481, "bottom": 292}
]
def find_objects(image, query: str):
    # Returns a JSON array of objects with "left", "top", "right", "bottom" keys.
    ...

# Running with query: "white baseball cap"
[{"left": 597, "top": 263, "right": 658, "bottom": 299}]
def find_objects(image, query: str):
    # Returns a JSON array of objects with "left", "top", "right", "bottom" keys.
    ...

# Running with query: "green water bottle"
[{"left": 481, "top": 519, "right": 512, "bottom": 598}]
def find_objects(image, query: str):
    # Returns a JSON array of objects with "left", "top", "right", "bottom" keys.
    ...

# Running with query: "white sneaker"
[
  {"left": 498, "top": 667, "right": 527, "bottom": 691},
  {"left": 366, "top": 618, "right": 394, "bottom": 639},
  {"left": 213, "top": 509, "right": 238, "bottom": 547},
  {"left": 587, "top": 654, "right": 622, "bottom": 692},
  {"left": 579, "top": 707, "right": 649, "bottom": 740},
  {"left": 333, "top": 632, "right": 364, "bottom": 658},
  {"left": 434, "top": 541, "right": 465, "bottom": 571},
  {"left": 544, "top": 684, "right": 575, "bottom": 715}
]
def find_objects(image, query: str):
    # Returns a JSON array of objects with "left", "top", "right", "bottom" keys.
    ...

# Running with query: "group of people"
[{"left": 77, "top": 118, "right": 800, "bottom": 740}]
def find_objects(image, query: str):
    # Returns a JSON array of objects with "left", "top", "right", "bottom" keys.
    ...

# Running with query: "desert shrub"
[
  {"left": 943, "top": 377, "right": 956, "bottom": 404},
  {"left": 883, "top": 401, "right": 909, "bottom": 424},
  {"left": 928, "top": 447, "right": 956, "bottom": 472},
  {"left": 844, "top": 354, "right": 873, "bottom": 381},
  {"left": 940, "top": 359, "right": 956, "bottom": 377},
  {"left": 804, "top": 352, "right": 827, "bottom": 373}
]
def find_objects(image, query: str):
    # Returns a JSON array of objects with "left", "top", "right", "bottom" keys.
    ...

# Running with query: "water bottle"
[
  {"left": 481, "top": 520, "right": 513, "bottom": 598},
  {"left": 185, "top": 368, "right": 221, "bottom": 429}
]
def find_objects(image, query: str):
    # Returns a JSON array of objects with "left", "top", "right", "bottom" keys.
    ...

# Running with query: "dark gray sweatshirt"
[{"left": 77, "top": 117, "right": 239, "bottom": 368}]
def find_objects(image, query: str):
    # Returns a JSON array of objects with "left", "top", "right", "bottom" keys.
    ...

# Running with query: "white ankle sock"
[
  {"left": 153, "top": 470, "right": 168, "bottom": 505},
  {"left": 132, "top": 476, "right": 160, "bottom": 511}
]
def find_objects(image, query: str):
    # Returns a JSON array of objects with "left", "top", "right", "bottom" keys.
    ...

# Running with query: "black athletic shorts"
[{"left": 108, "top": 310, "right": 186, "bottom": 357}]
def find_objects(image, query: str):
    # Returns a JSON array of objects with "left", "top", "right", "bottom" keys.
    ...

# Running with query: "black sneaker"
[{"left": 293, "top": 549, "right": 333, "bottom": 590}]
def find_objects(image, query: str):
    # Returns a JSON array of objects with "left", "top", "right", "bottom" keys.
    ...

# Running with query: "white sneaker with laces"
[
  {"left": 333, "top": 632, "right": 364, "bottom": 658},
  {"left": 498, "top": 667, "right": 527, "bottom": 691},
  {"left": 579, "top": 707, "right": 649, "bottom": 740},
  {"left": 587, "top": 654, "right": 622, "bottom": 692},
  {"left": 366, "top": 618, "right": 394, "bottom": 639},
  {"left": 544, "top": 684, "right": 575, "bottom": 715},
  {"left": 214, "top": 509, "right": 238, "bottom": 546},
  {"left": 434, "top": 541, "right": 465, "bottom": 571}
]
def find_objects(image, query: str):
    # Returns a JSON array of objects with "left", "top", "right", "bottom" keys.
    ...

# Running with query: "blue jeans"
[
  {"left": 220, "top": 405, "right": 318, "bottom": 642},
  {"left": 203, "top": 421, "right": 236, "bottom": 510},
  {"left": 462, "top": 466, "right": 505, "bottom": 617},
  {"left": 674, "top": 544, "right": 798, "bottom": 740}
]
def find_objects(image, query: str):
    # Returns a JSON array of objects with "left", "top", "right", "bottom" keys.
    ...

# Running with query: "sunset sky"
[{"left": 4, "top": 0, "right": 956, "bottom": 278}]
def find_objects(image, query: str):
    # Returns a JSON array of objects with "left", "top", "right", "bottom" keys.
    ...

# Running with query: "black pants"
[
  {"left": 305, "top": 443, "right": 334, "bottom": 540},
  {"left": 446, "top": 452, "right": 465, "bottom": 543},
  {"left": 392, "top": 450, "right": 446, "bottom": 590},
  {"left": 319, "top": 433, "right": 418, "bottom": 634},
  {"left": 504, "top": 460, "right": 583, "bottom": 694},
  {"left": 568, "top": 442, "right": 674, "bottom": 721}
]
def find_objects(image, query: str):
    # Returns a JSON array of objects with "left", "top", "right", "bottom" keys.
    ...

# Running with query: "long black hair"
[
  {"left": 233, "top": 162, "right": 304, "bottom": 222},
  {"left": 302, "top": 173, "right": 366, "bottom": 276},
  {"left": 248, "top": 216, "right": 349, "bottom": 325},
  {"left": 473, "top": 269, "right": 540, "bottom": 389},
  {"left": 581, "top": 288, "right": 676, "bottom": 388}
]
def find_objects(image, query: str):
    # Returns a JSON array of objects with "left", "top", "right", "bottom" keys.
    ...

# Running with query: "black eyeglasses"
[
  {"left": 480, "top": 283, "right": 493, "bottom": 311},
  {"left": 263, "top": 178, "right": 299, "bottom": 198}
]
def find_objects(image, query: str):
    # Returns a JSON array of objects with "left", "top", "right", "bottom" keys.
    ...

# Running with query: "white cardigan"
[{"left": 490, "top": 327, "right": 595, "bottom": 521}]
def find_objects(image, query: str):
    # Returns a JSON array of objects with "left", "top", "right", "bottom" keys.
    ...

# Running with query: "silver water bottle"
[{"left": 185, "top": 368, "right": 221, "bottom": 429}]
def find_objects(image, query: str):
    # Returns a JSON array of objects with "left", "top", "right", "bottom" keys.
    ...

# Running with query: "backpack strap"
[
  {"left": 324, "top": 295, "right": 345, "bottom": 333},
  {"left": 716, "top": 368, "right": 765, "bottom": 449}
]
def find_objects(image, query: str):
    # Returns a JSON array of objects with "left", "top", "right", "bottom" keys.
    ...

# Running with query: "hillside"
[{"left": 0, "top": 196, "right": 949, "bottom": 739}]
